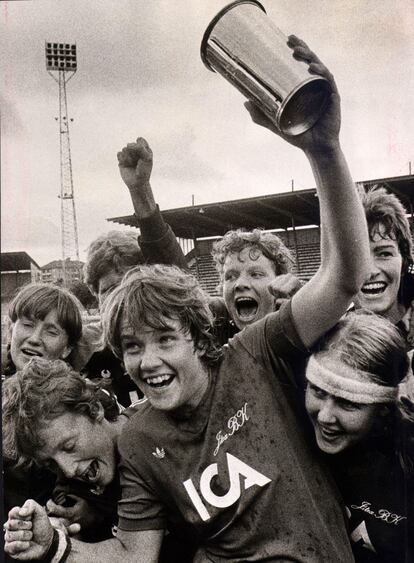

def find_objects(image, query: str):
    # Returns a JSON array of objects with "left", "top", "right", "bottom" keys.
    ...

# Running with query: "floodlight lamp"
[{"left": 45, "top": 41, "right": 77, "bottom": 71}]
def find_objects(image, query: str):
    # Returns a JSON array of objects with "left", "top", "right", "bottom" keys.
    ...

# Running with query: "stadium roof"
[
  {"left": 1, "top": 252, "right": 40, "bottom": 272},
  {"left": 108, "top": 174, "right": 414, "bottom": 239}
]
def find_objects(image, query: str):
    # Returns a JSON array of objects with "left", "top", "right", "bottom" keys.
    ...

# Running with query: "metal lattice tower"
[{"left": 45, "top": 42, "right": 79, "bottom": 284}]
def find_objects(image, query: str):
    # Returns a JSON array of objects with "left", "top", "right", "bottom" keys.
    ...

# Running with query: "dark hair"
[
  {"left": 5, "top": 283, "right": 84, "bottom": 375},
  {"left": 2, "top": 358, "right": 120, "bottom": 466},
  {"left": 84, "top": 231, "right": 144, "bottom": 295},
  {"left": 361, "top": 186, "right": 413, "bottom": 307},
  {"left": 102, "top": 264, "right": 222, "bottom": 366},
  {"left": 8, "top": 283, "right": 83, "bottom": 348}
]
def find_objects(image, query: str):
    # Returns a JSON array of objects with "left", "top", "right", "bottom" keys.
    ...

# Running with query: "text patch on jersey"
[{"left": 183, "top": 453, "right": 271, "bottom": 521}]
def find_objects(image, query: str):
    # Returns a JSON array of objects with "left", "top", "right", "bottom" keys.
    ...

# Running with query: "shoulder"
[
  {"left": 231, "top": 300, "right": 307, "bottom": 357},
  {"left": 119, "top": 400, "right": 161, "bottom": 448},
  {"left": 121, "top": 397, "right": 151, "bottom": 426},
  {"left": 121, "top": 396, "right": 149, "bottom": 418}
]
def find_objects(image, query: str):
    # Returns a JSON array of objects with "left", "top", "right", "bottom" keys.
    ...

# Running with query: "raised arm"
[
  {"left": 117, "top": 137, "right": 187, "bottom": 269},
  {"left": 246, "top": 35, "right": 369, "bottom": 348},
  {"left": 4, "top": 500, "right": 163, "bottom": 563}
]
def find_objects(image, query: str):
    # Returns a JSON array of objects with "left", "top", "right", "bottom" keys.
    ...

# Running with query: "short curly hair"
[
  {"left": 84, "top": 231, "right": 144, "bottom": 295},
  {"left": 212, "top": 229, "right": 294, "bottom": 291},
  {"left": 2, "top": 358, "right": 120, "bottom": 466},
  {"left": 102, "top": 264, "right": 222, "bottom": 366}
]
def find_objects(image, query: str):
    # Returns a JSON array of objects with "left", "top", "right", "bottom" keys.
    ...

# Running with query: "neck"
[
  {"left": 385, "top": 301, "right": 406, "bottom": 324},
  {"left": 174, "top": 365, "right": 211, "bottom": 419},
  {"left": 191, "top": 365, "right": 211, "bottom": 409}
]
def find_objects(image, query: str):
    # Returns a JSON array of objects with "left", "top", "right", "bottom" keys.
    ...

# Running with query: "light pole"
[{"left": 46, "top": 41, "right": 79, "bottom": 285}]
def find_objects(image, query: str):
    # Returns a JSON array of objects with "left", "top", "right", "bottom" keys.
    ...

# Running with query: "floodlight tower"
[{"left": 45, "top": 41, "right": 79, "bottom": 284}]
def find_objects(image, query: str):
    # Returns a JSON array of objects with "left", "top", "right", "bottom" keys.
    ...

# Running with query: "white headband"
[{"left": 306, "top": 355, "right": 398, "bottom": 404}]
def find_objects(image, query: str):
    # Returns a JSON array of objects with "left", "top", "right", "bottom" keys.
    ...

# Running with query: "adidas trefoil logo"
[{"left": 152, "top": 447, "right": 165, "bottom": 459}]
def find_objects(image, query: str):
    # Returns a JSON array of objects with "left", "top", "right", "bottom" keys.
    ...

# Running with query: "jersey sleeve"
[
  {"left": 138, "top": 205, "right": 188, "bottom": 270},
  {"left": 265, "top": 299, "right": 309, "bottom": 389},
  {"left": 234, "top": 300, "right": 309, "bottom": 390},
  {"left": 266, "top": 299, "right": 308, "bottom": 357},
  {"left": 117, "top": 426, "right": 167, "bottom": 532},
  {"left": 237, "top": 299, "right": 308, "bottom": 359}
]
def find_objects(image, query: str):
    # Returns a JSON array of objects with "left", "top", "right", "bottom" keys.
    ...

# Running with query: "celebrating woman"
[
  {"left": 305, "top": 310, "right": 414, "bottom": 563},
  {"left": 3, "top": 283, "right": 84, "bottom": 537}
]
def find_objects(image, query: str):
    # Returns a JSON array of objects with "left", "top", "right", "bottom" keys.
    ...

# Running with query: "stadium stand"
[
  {"left": 290, "top": 242, "right": 321, "bottom": 281},
  {"left": 188, "top": 251, "right": 221, "bottom": 296},
  {"left": 108, "top": 175, "right": 413, "bottom": 296},
  {"left": 186, "top": 229, "right": 322, "bottom": 296}
]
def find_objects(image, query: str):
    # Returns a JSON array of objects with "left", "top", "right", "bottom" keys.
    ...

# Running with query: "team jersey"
[
  {"left": 117, "top": 302, "right": 354, "bottom": 562},
  {"left": 328, "top": 436, "right": 414, "bottom": 563}
]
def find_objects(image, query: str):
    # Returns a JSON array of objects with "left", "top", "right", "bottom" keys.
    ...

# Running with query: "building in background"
[
  {"left": 41, "top": 258, "right": 84, "bottom": 286},
  {"left": 1, "top": 252, "right": 42, "bottom": 318},
  {"left": 1, "top": 252, "right": 42, "bottom": 368}
]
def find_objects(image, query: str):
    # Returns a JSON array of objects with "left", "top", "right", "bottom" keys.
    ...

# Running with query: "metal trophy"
[{"left": 201, "top": 0, "right": 331, "bottom": 136}]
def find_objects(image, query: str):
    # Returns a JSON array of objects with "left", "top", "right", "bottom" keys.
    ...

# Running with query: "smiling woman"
[
  {"left": 354, "top": 186, "right": 414, "bottom": 323},
  {"left": 305, "top": 310, "right": 414, "bottom": 562},
  {"left": 4, "top": 283, "right": 84, "bottom": 374},
  {"left": 2, "top": 357, "right": 125, "bottom": 541},
  {"left": 3, "top": 359, "right": 121, "bottom": 486},
  {"left": 120, "top": 317, "right": 210, "bottom": 412},
  {"left": 2, "top": 284, "right": 85, "bottom": 548}
]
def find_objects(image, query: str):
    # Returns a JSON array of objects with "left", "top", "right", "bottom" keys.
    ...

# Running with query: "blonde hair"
[
  {"left": 2, "top": 358, "right": 119, "bottom": 466},
  {"left": 312, "top": 310, "right": 414, "bottom": 473},
  {"left": 313, "top": 310, "right": 408, "bottom": 387}
]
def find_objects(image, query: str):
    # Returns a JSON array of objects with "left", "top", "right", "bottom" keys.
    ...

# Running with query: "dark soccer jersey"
[
  {"left": 117, "top": 302, "right": 354, "bottom": 562},
  {"left": 328, "top": 438, "right": 414, "bottom": 563}
]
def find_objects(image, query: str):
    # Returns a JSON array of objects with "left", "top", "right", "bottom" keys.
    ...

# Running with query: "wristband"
[
  {"left": 42, "top": 528, "right": 60, "bottom": 563},
  {"left": 42, "top": 528, "right": 71, "bottom": 563},
  {"left": 51, "top": 529, "right": 72, "bottom": 563}
]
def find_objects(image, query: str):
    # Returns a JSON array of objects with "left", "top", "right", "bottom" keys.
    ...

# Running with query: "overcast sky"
[{"left": 1, "top": 0, "right": 413, "bottom": 267}]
